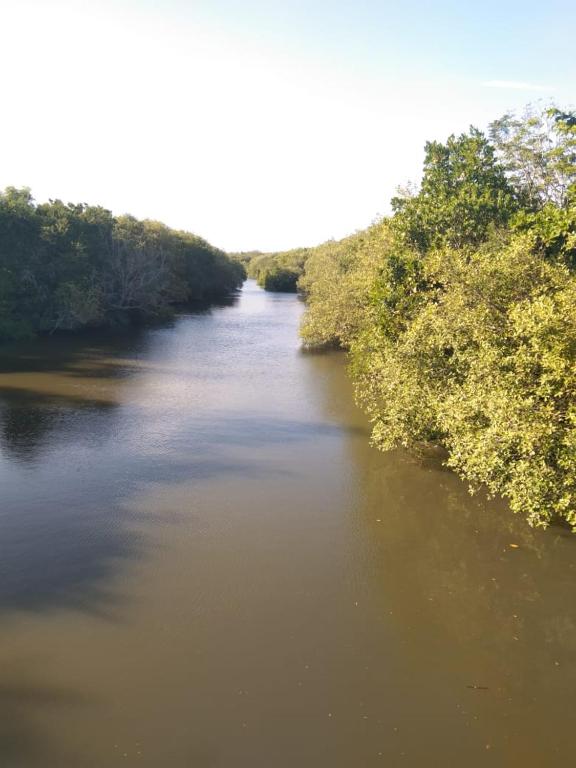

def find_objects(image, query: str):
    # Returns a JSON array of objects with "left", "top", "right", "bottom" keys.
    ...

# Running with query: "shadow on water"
[
  {"left": 0, "top": 298, "right": 251, "bottom": 765},
  {"left": 0, "top": 389, "right": 119, "bottom": 462},
  {"left": 0, "top": 383, "right": 350, "bottom": 464},
  {"left": 0, "top": 670, "right": 88, "bottom": 767},
  {"left": 0, "top": 417, "right": 296, "bottom": 620},
  {"left": 0, "top": 641, "right": 109, "bottom": 768},
  {"left": 179, "top": 291, "right": 242, "bottom": 314},
  {"left": 0, "top": 323, "right": 347, "bottom": 619}
]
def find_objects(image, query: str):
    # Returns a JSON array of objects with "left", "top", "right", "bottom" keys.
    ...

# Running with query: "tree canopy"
[
  {"left": 298, "top": 104, "right": 576, "bottom": 529},
  {"left": 241, "top": 247, "right": 309, "bottom": 292},
  {"left": 0, "top": 189, "right": 245, "bottom": 340}
]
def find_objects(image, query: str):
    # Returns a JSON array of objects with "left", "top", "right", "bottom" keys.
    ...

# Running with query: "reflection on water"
[{"left": 0, "top": 280, "right": 575, "bottom": 766}]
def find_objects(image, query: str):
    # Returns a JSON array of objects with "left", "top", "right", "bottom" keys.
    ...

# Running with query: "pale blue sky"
[{"left": 1, "top": 0, "right": 574, "bottom": 251}]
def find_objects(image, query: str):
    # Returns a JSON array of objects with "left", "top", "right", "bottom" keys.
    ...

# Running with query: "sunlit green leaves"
[{"left": 299, "top": 104, "right": 576, "bottom": 528}]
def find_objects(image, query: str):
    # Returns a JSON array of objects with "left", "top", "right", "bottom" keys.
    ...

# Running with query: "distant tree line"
[
  {"left": 234, "top": 247, "right": 309, "bottom": 292},
  {"left": 0, "top": 189, "right": 245, "bottom": 341},
  {"left": 293, "top": 104, "right": 575, "bottom": 529}
]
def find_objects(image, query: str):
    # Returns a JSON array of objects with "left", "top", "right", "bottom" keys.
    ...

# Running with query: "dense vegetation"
[
  {"left": 239, "top": 247, "right": 309, "bottom": 291},
  {"left": 297, "top": 105, "right": 576, "bottom": 529},
  {"left": 0, "top": 189, "right": 245, "bottom": 341}
]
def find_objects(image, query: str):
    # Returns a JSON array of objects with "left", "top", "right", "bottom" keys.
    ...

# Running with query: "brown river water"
[{"left": 0, "top": 279, "right": 575, "bottom": 767}]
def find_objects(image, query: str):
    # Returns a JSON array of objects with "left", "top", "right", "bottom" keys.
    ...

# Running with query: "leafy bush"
[
  {"left": 300, "top": 106, "right": 576, "bottom": 528},
  {"left": 262, "top": 267, "right": 300, "bottom": 292},
  {"left": 0, "top": 188, "right": 245, "bottom": 340}
]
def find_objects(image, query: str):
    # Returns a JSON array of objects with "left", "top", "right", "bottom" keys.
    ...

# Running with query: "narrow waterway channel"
[{"left": 0, "top": 279, "right": 575, "bottom": 766}]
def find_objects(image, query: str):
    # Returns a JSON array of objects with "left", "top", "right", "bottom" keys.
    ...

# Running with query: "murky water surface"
[{"left": 0, "top": 280, "right": 575, "bottom": 766}]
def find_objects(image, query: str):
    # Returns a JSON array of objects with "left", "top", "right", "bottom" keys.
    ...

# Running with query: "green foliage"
[
  {"left": 391, "top": 128, "right": 517, "bottom": 251},
  {"left": 300, "top": 104, "right": 576, "bottom": 529},
  {"left": 299, "top": 223, "right": 390, "bottom": 348},
  {"left": 353, "top": 236, "right": 576, "bottom": 527},
  {"left": 512, "top": 199, "right": 576, "bottom": 266},
  {"left": 261, "top": 267, "right": 300, "bottom": 292},
  {"left": 244, "top": 247, "right": 310, "bottom": 292},
  {"left": 0, "top": 189, "right": 245, "bottom": 341}
]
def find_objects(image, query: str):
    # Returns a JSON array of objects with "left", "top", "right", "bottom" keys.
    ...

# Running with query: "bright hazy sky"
[{"left": 1, "top": 0, "right": 574, "bottom": 252}]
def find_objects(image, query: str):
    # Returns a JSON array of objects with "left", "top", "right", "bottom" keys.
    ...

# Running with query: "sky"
[{"left": 0, "top": 0, "right": 574, "bottom": 252}]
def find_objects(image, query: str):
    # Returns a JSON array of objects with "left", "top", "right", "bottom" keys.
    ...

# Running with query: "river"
[{"left": 0, "top": 279, "right": 575, "bottom": 767}]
